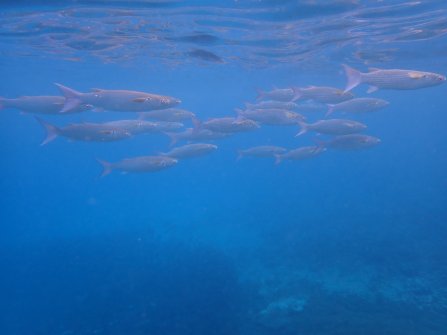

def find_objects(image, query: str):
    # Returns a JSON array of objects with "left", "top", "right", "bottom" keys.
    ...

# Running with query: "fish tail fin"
[
  {"left": 292, "top": 87, "right": 302, "bottom": 101},
  {"left": 236, "top": 150, "right": 243, "bottom": 161},
  {"left": 342, "top": 64, "right": 363, "bottom": 92},
  {"left": 326, "top": 104, "right": 335, "bottom": 117},
  {"left": 96, "top": 159, "right": 113, "bottom": 177},
  {"left": 55, "top": 83, "right": 83, "bottom": 113},
  {"left": 256, "top": 88, "right": 265, "bottom": 101},
  {"left": 35, "top": 116, "right": 59, "bottom": 145},
  {"left": 0, "top": 97, "right": 5, "bottom": 110},
  {"left": 164, "top": 132, "right": 178, "bottom": 147},
  {"left": 191, "top": 117, "right": 202, "bottom": 133},
  {"left": 274, "top": 154, "right": 283, "bottom": 165},
  {"left": 234, "top": 108, "right": 247, "bottom": 121},
  {"left": 295, "top": 121, "right": 308, "bottom": 137}
]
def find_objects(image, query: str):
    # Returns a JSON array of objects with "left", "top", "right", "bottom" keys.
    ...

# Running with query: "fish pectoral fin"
[
  {"left": 367, "top": 86, "right": 378, "bottom": 93},
  {"left": 408, "top": 72, "right": 424, "bottom": 79},
  {"left": 133, "top": 97, "right": 148, "bottom": 103}
]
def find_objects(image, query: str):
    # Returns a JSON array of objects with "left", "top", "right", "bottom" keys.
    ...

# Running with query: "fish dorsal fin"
[
  {"left": 91, "top": 88, "right": 103, "bottom": 92},
  {"left": 368, "top": 67, "right": 381, "bottom": 72},
  {"left": 408, "top": 72, "right": 424, "bottom": 79}
]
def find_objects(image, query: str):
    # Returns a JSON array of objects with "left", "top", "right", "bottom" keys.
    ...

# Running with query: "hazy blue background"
[{"left": 1, "top": 1, "right": 447, "bottom": 334}]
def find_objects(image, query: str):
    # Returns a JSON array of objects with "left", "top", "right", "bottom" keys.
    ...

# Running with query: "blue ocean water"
[{"left": 1, "top": 1, "right": 447, "bottom": 334}]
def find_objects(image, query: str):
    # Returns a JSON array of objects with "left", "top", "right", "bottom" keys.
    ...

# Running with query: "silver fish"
[
  {"left": 102, "top": 120, "right": 182, "bottom": 135},
  {"left": 293, "top": 86, "right": 354, "bottom": 103},
  {"left": 294, "top": 101, "right": 327, "bottom": 114},
  {"left": 236, "top": 108, "right": 304, "bottom": 126},
  {"left": 256, "top": 88, "right": 295, "bottom": 102},
  {"left": 164, "top": 128, "right": 230, "bottom": 146},
  {"left": 327, "top": 98, "right": 389, "bottom": 116},
  {"left": 322, "top": 134, "right": 381, "bottom": 150},
  {"left": 97, "top": 155, "right": 178, "bottom": 177},
  {"left": 35, "top": 117, "right": 131, "bottom": 145},
  {"left": 150, "top": 121, "right": 184, "bottom": 132},
  {"left": 161, "top": 143, "right": 217, "bottom": 159},
  {"left": 297, "top": 119, "right": 367, "bottom": 136},
  {"left": 139, "top": 108, "right": 196, "bottom": 122},
  {"left": 275, "top": 146, "right": 326, "bottom": 164},
  {"left": 245, "top": 101, "right": 298, "bottom": 110},
  {"left": 101, "top": 120, "right": 160, "bottom": 135},
  {"left": 198, "top": 117, "right": 260, "bottom": 133},
  {"left": 343, "top": 65, "right": 446, "bottom": 93},
  {"left": 237, "top": 145, "right": 287, "bottom": 160},
  {"left": 0, "top": 96, "right": 92, "bottom": 114},
  {"left": 56, "top": 84, "right": 181, "bottom": 113}
]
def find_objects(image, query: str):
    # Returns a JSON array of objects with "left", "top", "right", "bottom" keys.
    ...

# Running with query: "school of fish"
[{"left": 1, "top": 65, "right": 445, "bottom": 177}]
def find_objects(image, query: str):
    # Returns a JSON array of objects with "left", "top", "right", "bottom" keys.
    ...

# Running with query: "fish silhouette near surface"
[{"left": 186, "top": 49, "right": 224, "bottom": 63}]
